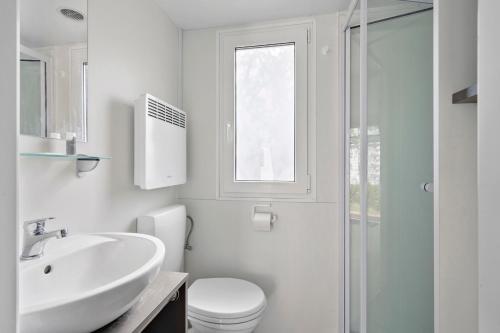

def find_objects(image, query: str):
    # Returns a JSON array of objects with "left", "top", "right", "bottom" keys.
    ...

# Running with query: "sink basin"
[{"left": 20, "top": 232, "right": 165, "bottom": 333}]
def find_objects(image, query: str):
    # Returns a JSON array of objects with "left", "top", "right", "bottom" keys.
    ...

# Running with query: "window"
[
  {"left": 218, "top": 22, "right": 315, "bottom": 199},
  {"left": 235, "top": 44, "right": 295, "bottom": 182}
]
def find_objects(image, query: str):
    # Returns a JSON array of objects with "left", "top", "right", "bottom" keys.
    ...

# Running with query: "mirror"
[{"left": 20, "top": 0, "right": 88, "bottom": 142}]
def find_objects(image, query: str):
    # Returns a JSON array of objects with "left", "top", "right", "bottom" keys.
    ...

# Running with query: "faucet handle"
[
  {"left": 60, "top": 228, "right": 68, "bottom": 238},
  {"left": 24, "top": 217, "right": 56, "bottom": 234}
]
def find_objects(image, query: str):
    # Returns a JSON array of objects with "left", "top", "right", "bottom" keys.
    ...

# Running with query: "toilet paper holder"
[{"left": 251, "top": 204, "right": 278, "bottom": 224}]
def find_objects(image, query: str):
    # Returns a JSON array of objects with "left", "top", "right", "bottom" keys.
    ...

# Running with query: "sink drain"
[{"left": 44, "top": 265, "right": 52, "bottom": 274}]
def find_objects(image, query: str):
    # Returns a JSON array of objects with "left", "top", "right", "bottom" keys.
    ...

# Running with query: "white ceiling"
[
  {"left": 154, "top": 0, "right": 352, "bottom": 30},
  {"left": 21, "top": 0, "right": 87, "bottom": 48}
]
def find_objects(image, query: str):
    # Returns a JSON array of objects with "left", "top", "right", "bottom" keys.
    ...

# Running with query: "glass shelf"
[{"left": 20, "top": 152, "right": 111, "bottom": 160}]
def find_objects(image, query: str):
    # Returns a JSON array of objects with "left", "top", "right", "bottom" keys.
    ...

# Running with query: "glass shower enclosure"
[{"left": 343, "top": 1, "right": 434, "bottom": 332}]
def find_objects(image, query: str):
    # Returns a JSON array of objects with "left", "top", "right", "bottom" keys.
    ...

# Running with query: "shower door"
[{"left": 344, "top": 2, "right": 434, "bottom": 333}]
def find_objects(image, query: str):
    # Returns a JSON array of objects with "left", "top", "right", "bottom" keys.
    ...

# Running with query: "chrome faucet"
[{"left": 21, "top": 217, "right": 68, "bottom": 260}]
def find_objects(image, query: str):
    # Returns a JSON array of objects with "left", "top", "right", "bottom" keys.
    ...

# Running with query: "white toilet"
[
  {"left": 137, "top": 205, "right": 267, "bottom": 333},
  {"left": 188, "top": 278, "right": 266, "bottom": 333}
]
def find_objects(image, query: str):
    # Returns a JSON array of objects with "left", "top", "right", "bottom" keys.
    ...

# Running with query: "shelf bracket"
[{"left": 452, "top": 83, "right": 477, "bottom": 104}]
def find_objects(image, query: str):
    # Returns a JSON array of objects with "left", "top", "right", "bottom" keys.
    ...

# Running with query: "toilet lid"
[{"left": 188, "top": 278, "right": 266, "bottom": 319}]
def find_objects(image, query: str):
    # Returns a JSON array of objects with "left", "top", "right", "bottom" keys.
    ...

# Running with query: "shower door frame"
[
  {"left": 340, "top": 1, "right": 368, "bottom": 333},
  {"left": 339, "top": 2, "right": 439, "bottom": 333}
]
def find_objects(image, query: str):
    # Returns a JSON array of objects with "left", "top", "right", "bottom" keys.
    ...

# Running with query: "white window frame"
[{"left": 217, "top": 20, "right": 316, "bottom": 200}]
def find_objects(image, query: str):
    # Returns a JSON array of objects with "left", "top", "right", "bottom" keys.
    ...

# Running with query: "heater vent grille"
[{"left": 147, "top": 97, "right": 186, "bottom": 129}]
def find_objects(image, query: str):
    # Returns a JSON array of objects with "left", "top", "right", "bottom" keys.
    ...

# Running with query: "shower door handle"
[{"left": 421, "top": 182, "right": 434, "bottom": 193}]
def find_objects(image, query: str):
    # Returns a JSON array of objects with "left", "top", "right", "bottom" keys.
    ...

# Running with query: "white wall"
[
  {"left": 180, "top": 14, "right": 341, "bottom": 333},
  {"left": 477, "top": 0, "right": 500, "bottom": 331},
  {"left": 434, "top": 1, "right": 478, "bottom": 332},
  {"left": 20, "top": 0, "right": 181, "bottom": 234},
  {"left": 0, "top": 0, "right": 19, "bottom": 331}
]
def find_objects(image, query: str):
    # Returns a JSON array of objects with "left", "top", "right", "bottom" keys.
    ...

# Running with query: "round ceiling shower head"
[{"left": 59, "top": 8, "right": 85, "bottom": 21}]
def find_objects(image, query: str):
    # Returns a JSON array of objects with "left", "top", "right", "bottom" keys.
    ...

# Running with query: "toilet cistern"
[{"left": 21, "top": 217, "right": 68, "bottom": 260}]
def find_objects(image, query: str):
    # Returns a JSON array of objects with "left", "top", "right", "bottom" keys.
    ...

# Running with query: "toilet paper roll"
[{"left": 252, "top": 212, "right": 272, "bottom": 232}]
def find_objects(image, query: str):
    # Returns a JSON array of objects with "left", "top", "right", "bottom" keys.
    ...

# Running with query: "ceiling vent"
[{"left": 59, "top": 8, "right": 85, "bottom": 21}]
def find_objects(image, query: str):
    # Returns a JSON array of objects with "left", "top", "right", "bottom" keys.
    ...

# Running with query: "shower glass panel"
[
  {"left": 346, "top": 1, "right": 433, "bottom": 332},
  {"left": 365, "top": 7, "right": 433, "bottom": 333}
]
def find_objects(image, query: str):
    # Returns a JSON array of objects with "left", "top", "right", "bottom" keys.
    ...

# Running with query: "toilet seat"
[
  {"left": 188, "top": 314, "right": 262, "bottom": 331},
  {"left": 188, "top": 303, "right": 266, "bottom": 325},
  {"left": 188, "top": 278, "right": 267, "bottom": 324}
]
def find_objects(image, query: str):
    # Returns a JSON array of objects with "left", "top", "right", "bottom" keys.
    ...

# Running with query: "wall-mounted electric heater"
[{"left": 134, "top": 93, "right": 187, "bottom": 189}]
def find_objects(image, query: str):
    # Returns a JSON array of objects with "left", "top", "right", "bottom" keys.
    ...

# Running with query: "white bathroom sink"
[{"left": 20, "top": 232, "right": 165, "bottom": 333}]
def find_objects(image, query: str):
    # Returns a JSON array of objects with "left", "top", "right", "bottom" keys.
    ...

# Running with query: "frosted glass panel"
[
  {"left": 348, "top": 7, "right": 433, "bottom": 333},
  {"left": 235, "top": 44, "right": 295, "bottom": 182},
  {"left": 366, "top": 9, "right": 433, "bottom": 333}
]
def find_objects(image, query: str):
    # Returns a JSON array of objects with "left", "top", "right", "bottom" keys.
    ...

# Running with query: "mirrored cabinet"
[
  {"left": 20, "top": 0, "right": 88, "bottom": 142},
  {"left": 19, "top": 0, "right": 109, "bottom": 176}
]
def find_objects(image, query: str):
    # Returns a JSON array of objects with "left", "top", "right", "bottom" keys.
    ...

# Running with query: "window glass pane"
[{"left": 235, "top": 44, "right": 295, "bottom": 182}]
